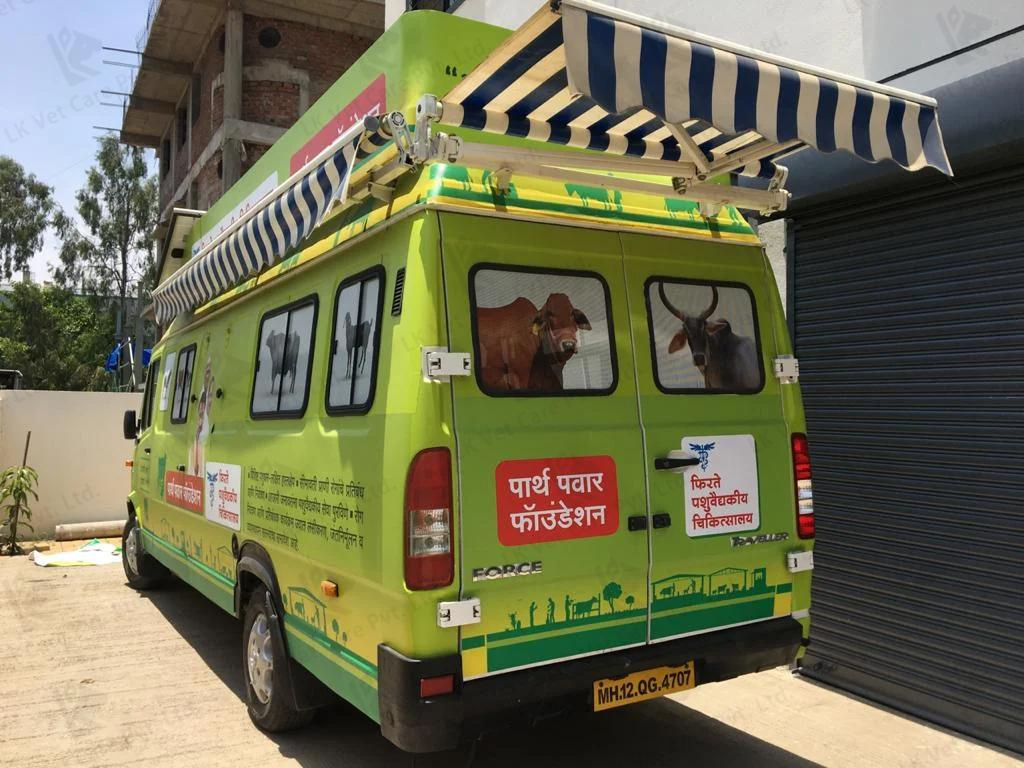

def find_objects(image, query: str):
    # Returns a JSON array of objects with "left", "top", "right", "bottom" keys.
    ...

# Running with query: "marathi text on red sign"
[
  {"left": 496, "top": 456, "right": 619, "bottom": 545},
  {"left": 289, "top": 74, "right": 386, "bottom": 173},
  {"left": 165, "top": 471, "right": 203, "bottom": 514}
]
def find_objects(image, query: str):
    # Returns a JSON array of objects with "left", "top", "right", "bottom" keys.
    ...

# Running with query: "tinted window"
[
  {"left": 171, "top": 345, "right": 197, "bottom": 423},
  {"left": 646, "top": 279, "right": 763, "bottom": 393},
  {"left": 252, "top": 297, "right": 318, "bottom": 417},
  {"left": 140, "top": 358, "right": 160, "bottom": 431},
  {"left": 471, "top": 266, "right": 616, "bottom": 396},
  {"left": 327, "top": 269, "right": 383, "bottom": 413}
]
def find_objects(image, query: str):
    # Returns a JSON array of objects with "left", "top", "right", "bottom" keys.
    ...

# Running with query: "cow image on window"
[
  {"left": 473, "top": 267, "right": 615, "bottom": 395},
  {"left": 328, "top": 271, "right": 381, "bottom": 412},
  {"left": 252, "top": 299, "right": 316, "bottom": 416},
  {"left": 648, "top": 280, "right": 762, "bottom": 393},
  {"left": 171, "top": 345, "right": 197, "bottom": 423}
]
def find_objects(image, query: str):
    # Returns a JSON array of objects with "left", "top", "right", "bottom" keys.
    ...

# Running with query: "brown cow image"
[
  {"left": 476, "top": 293, "right": 591, "bottom": 392},
  {"left": 265, "top": 330, "right": 301, "bottom": 394}
]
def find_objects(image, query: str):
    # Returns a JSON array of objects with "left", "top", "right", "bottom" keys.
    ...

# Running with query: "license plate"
[{"left": 593, "top": 662, "right": 695, "bottom": 711}]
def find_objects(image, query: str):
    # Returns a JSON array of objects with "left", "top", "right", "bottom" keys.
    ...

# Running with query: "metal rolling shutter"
[{"left": 791, "top": 164, "right": 1024, "bottom": 754}]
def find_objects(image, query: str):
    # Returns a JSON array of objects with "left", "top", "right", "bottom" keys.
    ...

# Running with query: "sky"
[{"left": 0, "top": 0, "right": 155, "bottom": 282}]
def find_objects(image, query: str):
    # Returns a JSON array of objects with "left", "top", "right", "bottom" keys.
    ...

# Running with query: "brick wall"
[
  {"left": 192, "top": 25, "right": 225, "bottom": 168},
  {"left": 244, "top": 15, "right": 374, "bottom": 104},
  {"left": 242, "top": 80, "right": 300, "bottom": 127},
  {"left": 195, "top": 153, "right": 222, "bottom": 212},
  {"left": 160, "top": 13, "right": 376, "bottom": 213}
]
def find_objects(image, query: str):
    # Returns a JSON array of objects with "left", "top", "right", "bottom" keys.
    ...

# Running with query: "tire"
[
  {"left": 122, "top": 515, "right": 167, "bottom": 590},
  {"left": 242, "top": 586, "right": 314, "bottom": 732}
]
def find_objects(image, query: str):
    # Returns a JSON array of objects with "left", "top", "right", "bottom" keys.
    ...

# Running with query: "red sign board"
[
  {"left": 164, "top": 471, "right": 203, "bottom": 514},
  {"left": 496, "top": 456, "right": 619, "bottom": 546},
  {"left": 289, "top": 73, "right": 387, "bottom": 173}
]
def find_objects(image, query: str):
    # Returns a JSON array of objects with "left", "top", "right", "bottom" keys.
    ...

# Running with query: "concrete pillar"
[{"left": 222, "top": 5, "right": 244, "bottom": 187}]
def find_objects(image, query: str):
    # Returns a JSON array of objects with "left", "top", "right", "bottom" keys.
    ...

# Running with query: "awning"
[
  {"left": 440, "top": 0, "right": 952, "bottom": 182},
  {"left": 152, "top": 118, "right": 390, "bottom": 324}
]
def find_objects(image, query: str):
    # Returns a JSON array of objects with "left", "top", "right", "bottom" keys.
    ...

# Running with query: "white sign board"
[
  {"left": 191, "top": 174, "right": 278, "bottom": 256},
  {"left": 683, "top": 434, "right": 759, "bottom": 537},
  {"left": 158, "top": 351, "right": 176, "bottom": 412},
  {"left": 205, "top": 462, "right": 242, "bottom": 530}
]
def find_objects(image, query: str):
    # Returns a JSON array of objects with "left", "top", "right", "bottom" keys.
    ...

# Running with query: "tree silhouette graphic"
[
  {"left": 331, "top": 618, "right": 339, "bottom": 640},
  {"left": 603, "top": 582, "right": 623, "bottom": 613},
  {"left": 625, "top": 594, "right": 636, "bottom": 611}
]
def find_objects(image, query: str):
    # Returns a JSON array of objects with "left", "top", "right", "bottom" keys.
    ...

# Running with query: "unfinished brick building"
[{"left": 120, "top": 0, "right": 383, "bottom": 228}]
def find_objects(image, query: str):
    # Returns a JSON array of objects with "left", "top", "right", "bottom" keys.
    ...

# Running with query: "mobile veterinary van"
[{"left": 122, "top": 1, "right": 950, "bottom": 752}]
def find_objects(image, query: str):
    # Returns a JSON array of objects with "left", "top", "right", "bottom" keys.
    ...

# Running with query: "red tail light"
[
  {"left": 404, "top": 448, "right": 454, "bottom": 590},
  {"left": 792, "top": 433, "right": 815, "bottom": 538}
]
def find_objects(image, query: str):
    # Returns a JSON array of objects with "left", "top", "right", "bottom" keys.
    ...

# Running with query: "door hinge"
[
  {"left": 774, "top": 355, "right": 800, "bottom": 383},
  {"left": 786, "top": 550, "right": 814, "bottom": 573},
  {"left": 422, "top": 347, "right": 472, "bottom": 382},
  {"left": 437, "top": 597, "right": 481, "bottom": 628}
]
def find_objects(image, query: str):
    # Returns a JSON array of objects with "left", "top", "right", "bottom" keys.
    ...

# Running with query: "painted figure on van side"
[
  {"left": 265, "top": 330, "right": 301, "bottom": 394},
  {"left": 189, "top": 357, "right": 214, "bottom": 476},
  {"left": 657, "top": 284, "right": 759, "bottom": 390},
  {"left": 476, "top": 293, "right": 591, "bottom": 393},
  {"left": 343, "top": 312, "right": 372, "bottom": 379}
]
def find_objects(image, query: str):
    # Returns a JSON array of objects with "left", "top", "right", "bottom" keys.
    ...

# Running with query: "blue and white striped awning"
[
  {"left": 441, "top": 0, "right": 951, "bottom": 182},
  {"left": 152, "top": 118, "right": 391, "bottom": 324}
]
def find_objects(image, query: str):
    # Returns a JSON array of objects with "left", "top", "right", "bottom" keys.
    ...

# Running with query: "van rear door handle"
[
  {"left": 652, "top": 513, "right": 672, "bottom": 529},
  {"left": 627, "top": 515, "right": 648, "bottom": 532},
  {"left": 655, "top": 457, "right": 700, "bottom": 470}
]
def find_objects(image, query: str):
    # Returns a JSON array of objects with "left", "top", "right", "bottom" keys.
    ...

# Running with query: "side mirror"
[{"left": 123, "top": 409, "right": 139, "bottom": 441}]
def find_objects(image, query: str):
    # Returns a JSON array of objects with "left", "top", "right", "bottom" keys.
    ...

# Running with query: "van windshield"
[
  {"left": 471, "top": 266, "right": 617, "bottom": 396},
  {"left": 646, "top": 278, "right": 764, "bottom": 394}
]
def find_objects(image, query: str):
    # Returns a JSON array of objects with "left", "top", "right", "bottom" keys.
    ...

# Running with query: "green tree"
[
  {"left": 54, "top": 136, "right": 158, "bottom": 344},
  {"left": 602, "top": 581, "right": 623, "bottom": 613},
  {"left": 0, "top": 283, "right": 115, "bottom": 390},
  {"left": 0, "top": 156, "right": 55, "bottom": 281}
]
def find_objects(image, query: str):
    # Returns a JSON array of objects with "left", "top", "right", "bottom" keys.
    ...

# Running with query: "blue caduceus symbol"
[{"left": 688, "top": 442, "right": 716, "bottom": 472}]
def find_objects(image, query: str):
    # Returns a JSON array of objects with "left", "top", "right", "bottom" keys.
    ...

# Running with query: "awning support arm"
[{"left": 664, "top": 122, "right": 712, "bottom": 181}]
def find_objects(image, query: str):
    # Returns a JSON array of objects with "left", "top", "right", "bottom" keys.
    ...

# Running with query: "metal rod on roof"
[
  {"left": 100, "top": 102, "right": 127, "bottom": 108},
  {"left": 103, "top": 60, "right": 140, "bottom": 69},
  {"left": 101, "top": 90, "right": 133, "bottom": 97},
  {"left": 102, "top": 46, "right": 143, "bottom": 55}
]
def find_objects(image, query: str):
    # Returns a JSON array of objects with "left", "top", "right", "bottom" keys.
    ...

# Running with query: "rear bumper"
[{"left": 378, "top": 616, "right": 802, "bottom": 753}]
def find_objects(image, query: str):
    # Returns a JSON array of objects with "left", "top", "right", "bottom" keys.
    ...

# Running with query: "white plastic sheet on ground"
[{"left": 30, "top": 539, "right": 122, "bottom": 567}]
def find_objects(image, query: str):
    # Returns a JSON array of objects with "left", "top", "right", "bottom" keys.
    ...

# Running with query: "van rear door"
[
  {"left": 620, "top": 234, "right": 799, "bottom": 643},
  {"left": 440, "top": 213, "right": 650, "bottom": 680}
]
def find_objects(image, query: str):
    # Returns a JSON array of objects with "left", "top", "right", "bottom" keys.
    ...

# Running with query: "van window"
[
  {"left": 170, "top": 345, "right": 197, "bottom": 423},
  {"left": 645, "top": 278, "right": 764, "bottom": 393},
  {"left": 327, "top": 268, "right": 383, "bottom": 414},
  {"left": 140, "top": 358, "right": 160, "bottom": 431},
  {"left": 471, "top": 265, "right": 616, "bottom": 396},
  {"left": 251, "top": 296, "right": 318, "bottom": 418}
]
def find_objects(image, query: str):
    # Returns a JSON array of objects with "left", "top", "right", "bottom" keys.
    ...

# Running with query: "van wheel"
[
  {"left": 243, "top": 586, "right": 314, "bottom": 732},
  {"left": 122, "top": 516, "right": 166, "bottom": 590}
]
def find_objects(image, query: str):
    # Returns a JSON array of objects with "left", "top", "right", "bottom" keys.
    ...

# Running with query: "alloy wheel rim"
[
  {"left": 247, "top": 613, "right": 274, "bottom": 704},
  {"left": 125, "top": 526, "right": 140, "bottom": 575}
]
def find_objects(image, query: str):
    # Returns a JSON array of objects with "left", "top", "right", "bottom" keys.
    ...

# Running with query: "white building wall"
[{"left": 0, "top": 391, "right": 141, "bottom": 537}]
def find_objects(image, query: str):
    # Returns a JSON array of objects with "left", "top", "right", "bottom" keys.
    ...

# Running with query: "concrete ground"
[{"left": 0, "top": 556, "right": 1019, "bottom": 768}]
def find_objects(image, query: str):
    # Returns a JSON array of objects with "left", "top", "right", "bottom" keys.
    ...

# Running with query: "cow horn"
[
  {"left": 700, "top": 286, "right": 719, "bottom": 320},
  {"left": 658, "top": 283, "right": 687, "bottom": 321}
]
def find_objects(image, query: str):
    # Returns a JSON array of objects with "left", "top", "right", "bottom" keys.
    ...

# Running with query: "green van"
[{"left": 121, "top": 2, "right": 949, "bottom": 753}]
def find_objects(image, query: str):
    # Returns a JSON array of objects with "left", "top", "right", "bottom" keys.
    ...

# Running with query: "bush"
[{"left": 0, "top": 465, "right": 39, "bottom": 555}]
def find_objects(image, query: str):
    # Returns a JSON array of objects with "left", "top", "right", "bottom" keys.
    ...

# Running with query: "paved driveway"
[{"left": 0, "top": 558, "right": 1018, "bottom": 768}]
